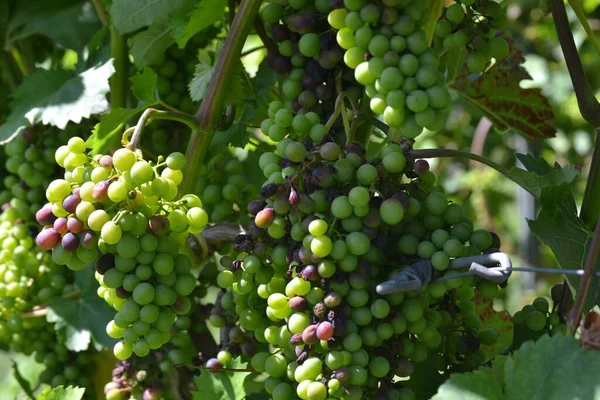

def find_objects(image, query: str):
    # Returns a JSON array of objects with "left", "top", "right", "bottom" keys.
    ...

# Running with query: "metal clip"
[{"left": 375, "top": 252, "right": 512, "bottom": 295}]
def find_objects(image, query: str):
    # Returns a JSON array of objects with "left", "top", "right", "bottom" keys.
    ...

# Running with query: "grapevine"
[{"left": 0, "top": 0, "right": 598, "bottom": 399}]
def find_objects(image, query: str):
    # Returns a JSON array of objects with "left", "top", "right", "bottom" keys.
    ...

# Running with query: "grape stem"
[
  {"left": 126, "top": 108, "right": 200, "bottom": 151},
  {"left": 181, "top": 0, "right": 263, "bottom": 196},
  {"left": 567, "top": 216, "right": 600, "bottom": 335},
  {"left": 407, "top": 148, "right": 537, "bottom": 198}
]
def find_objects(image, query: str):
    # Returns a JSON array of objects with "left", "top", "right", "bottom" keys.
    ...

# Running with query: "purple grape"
[
  {"left": 413, "top": 159, "right": 430, "bottom": 175},
  {"left": 53, "top": 217, "right": 68, "bottom": 234},
  {"left": 80, "top": 230, "right": 97, "bottom": 249},
  {"left": 99, "top": 155, "right": 113, "bottom": 168},
  {"left": 61, "top": 232, "right": 80, "bottom": 252},
  {"left": 36, "top": 204, "right": 57, "bottom": 226},
  {"left": 148, "top": 215, "right": 170, "bottom": 236},
  {"left": 116, "top": 286, "right": 132, "bottom": 298},
  {"left": 247, "top": 200, "right": 267, "bottom": 216},
  {"left": 95, "top": 253, "right": 115, "bottom": 274},
  {"left": 36, "top": 228, "right": 61, "bottom": 250},
  {"left": 62, "top": 194, "right": 81, "bottom": 214},
  {"left": 205, "top": 358, "right": 221, "bottom": 373},
  {"left": 92, "top": 180, "right": 110, "bottom": 201},
  {"left": 67, "top": 217, "right": 83, "bottom": 234}
]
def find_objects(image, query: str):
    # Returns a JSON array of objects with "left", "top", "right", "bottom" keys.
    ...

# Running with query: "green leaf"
[
  {"left": 8, "top": 1, "right": 101, "bottom": 51},
  {"left": 508, "top": 154, "right": 580, "bottom": 199},
  {"left": 0, "top": 60, "right": 114, "bottom": 144},
  {"left": 210, "top": 122, "right": 249, "bottom": 149},
  {"left": 450, "top": 48, "right": 556, "bottom": 140},
  {"left": 47, "top": 268, "right": 116, "bottom": 351},
  {"left": 174, "top": 0, "right": 226, "bottom": 48},
  {"left": 432, "top": 370, "right": 504, "bottom": 400},
  {"left": 189, "top": 48, "right": 244, "bottom": 104},
  {"left": 110, "top": 0, "right": 196, "bottom": 35},
  {"left": 37, "top": 385, "right": 86, "bottom": 400},
  {"left": 505, "top": 334, "right": 600, "bottom": 400},
  {"left": 11, "top": 361, "right": 35, "bottom": 399},
  {"left": 473, "top": 292, "right": 514, "bottom": 361},
  {"left": 444, "top": 48, "right": 468, "bottom": 84},
  {"left": 527, "top": 185, "right": 598, "bottom": 310},
  {"left": 86, "top": 108, "right": 139, "bottom": 155},
  {"left": 88, "top": 68, "right": 159, "bottom": 154},
  {"left": 422, "top": 0, "right": 443, "bottom": 44},
  {"left": 130, "top": 23, "right": 176, "bottom": 68},
  {"left": 131, "top": 67, "right": 160, "bottom": 105},
  {"left": 403, "top": 359, "right": 446, "bottom": 400},
  {"left": 192, "top": 357, "right": 248, "bottom": 400}
]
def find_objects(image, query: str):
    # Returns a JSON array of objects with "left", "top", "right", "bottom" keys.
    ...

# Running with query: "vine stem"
[
  {"left": 567, "top": 0, "right": 600, "bottom": 57},
  {"left": 567, "top": 216, "right": 600, "bottom": 335},
  {"left": 110, "top": 27, "right": 129, "bottom": 109},
  {"left": 126, "top": 108, "right": 200, "bottom": 151},
  {"left": 580, "top": 129, "right": 600, "bottom": 229},
  {"left": 180, "top": 0, "right": 262, "bottom": 196},
  {"left": 92, "top": 0, "right": 107, "bottom": 24},
  {"left": 550, "top": 0, "right": 600, "bottom": 127},
  {"left": 407, "top": 148, "right": 537, "bottom": 198}
]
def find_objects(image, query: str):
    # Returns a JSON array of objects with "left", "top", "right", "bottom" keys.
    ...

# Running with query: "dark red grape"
[
  {"left": 53, "top": 217, "right": 68, "bottom": 235},
  {"left": 67, "top": 217, "right": 84, "bottom": 233},
  {"left": 149, "top": 215, "right": 170, "bottom": 236},
  {"left": 36, "top": 228, "right": 61, "bottom": 250},
  {"left": 92, "top": 180, "right": 110, "bottom": 201},
  {"left": 36, "top": 204, "right": 57, "bottom": 226}
]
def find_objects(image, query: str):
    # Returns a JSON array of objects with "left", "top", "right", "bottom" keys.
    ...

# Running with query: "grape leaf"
[
  {"left": 473, "top": 292, "right": 514, "bottom": 361},
  {"left": 11, "top": 361, "right": 35, "bottom": 399},
  {"left": 8, "top": 1, "right": 101, "bottom": 51},
  {"left": 131, "top": 67, "right": 160, "bottom": 106},
  {"left": 432, "top": 370, "right": 504, "bottom": 400},
  {"left": 450, "top": 49, "right": 556, "bottom": 140},
  {"left": 0, "top": 60, "right": 114, "bottom": 144},
  {"left": 505, "top": 334, "right": 600, "bottom": 400},
  {"left": 87, "top": 108, "right": 138, "bottom": 155},
  {"left": 47, "top": 268, "right": 116, "bottom": 351},
  {"left": 129, "top": 23, "right": 176, "bottom": 68},
  {"left": 527, "top": 185, "right": 599, "bottom": 310},
  {"left": 403, "top": 359, "right": 446, "bottom": 400},
  {"left": 210, "top": 121, "right": 249, "bottom": 149},
  {"left": 88, "top": 68, "right": 159, "bottom": 154},
  {"left": 37, "top": 385, "right": 86, "bottom": 400},
  {"left": 110, "top": 0, "right": 196, "bottom": 35},
  {"left": 174, "top": 0, "right": 226, "bottom": 48},
  {"left": 193, "top": 357, "right": 248, "bottom": 400},
  {"left": 507, "top": 154, "right": 580, "bottom": 199},
  {"left": 189, "top": 48, "right": 244, "bottom": 104}
]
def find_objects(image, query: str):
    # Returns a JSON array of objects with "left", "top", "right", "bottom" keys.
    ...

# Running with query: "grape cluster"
[
  {"left": 35, "top": 137, "right": 209, "bottom": 359},
  {"left": 0, "top": 203, "right": 75, "bottom": 316},
  {"left": 2, "top": 126, "right": 80, "bottom": 216},
  {"left": 328, "top": 0, "right": 451, "bottom": 136},
  {"left": 213, "top": 113, "right": 505, "bottom": 399},
  {"left": 434, "top": 0, "right": 509, "bottom": 72},
  {"left": 26, "top": 321, "right": 97, "bottom": 392},
  {"left": 196, "top": 154, "right": 254, "bottom": 224},
  {"left": 261, "top": 0, "right": 358, "bottom": 119},
  {"left": 512, "top": 284, "right": 566, "bottom": 348},
  {"left": 104, "top": 317, "right": 198, "bottom": 400}
]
